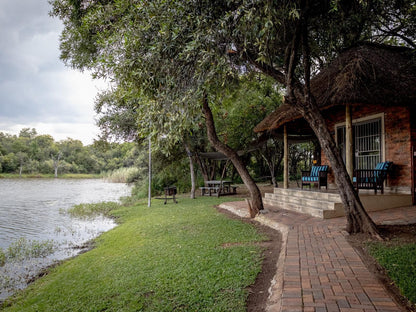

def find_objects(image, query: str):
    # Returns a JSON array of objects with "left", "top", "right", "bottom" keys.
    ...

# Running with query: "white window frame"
[{"left": 335, "top": 112, "right": 385, "bottom": 167}]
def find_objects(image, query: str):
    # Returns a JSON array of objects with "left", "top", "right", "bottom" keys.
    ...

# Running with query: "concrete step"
[
  {"left": 264, "top": 198, "right": 326, "bottom": 218},
  {"left": 264, "top": 188, "right": 344, "bottom": 219},
  {"left": 272, "top": 188, "right": 342, "bottom": 202},
  {"left": 264, "top": 188, "right": 413, "bottom": 219}
]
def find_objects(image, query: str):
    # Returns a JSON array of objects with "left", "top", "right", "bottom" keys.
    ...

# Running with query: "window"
[{"left": 336, "top": 117, "right": 383, "bottom": 170}]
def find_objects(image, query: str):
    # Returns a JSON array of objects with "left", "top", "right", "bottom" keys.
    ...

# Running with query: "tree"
[
  {"left": 50, "top": 0, "right": 270, "bottom": 215},
  {"left": 212, "top": 75, "right": 283, "bottom": 185},
  {"left": 51, "top": 151, "right": 63, "bottom": 178},
  {"left": 50, "top": 0, "right": 415, "bottom": 232},
  {"left": 217, "top": 0, "right": 415, "bottom": 236}
]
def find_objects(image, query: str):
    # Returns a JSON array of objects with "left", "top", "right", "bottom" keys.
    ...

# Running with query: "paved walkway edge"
[
  {"left": 219, "top": 203, "right": 289, "bottom": 311},
  {"left": 218, "top": 202, "right": 407, "bottom": 312},
  {"left": 256, "top": 213, "right": 289, "bottom": 312}
]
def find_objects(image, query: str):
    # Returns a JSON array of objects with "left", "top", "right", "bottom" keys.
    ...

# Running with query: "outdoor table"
[
  {"left": 200, "top": 180, "right": 235, "bottom": 197},
  {"left": 205, "top": 180, "right": 232, "bottom": 193}
]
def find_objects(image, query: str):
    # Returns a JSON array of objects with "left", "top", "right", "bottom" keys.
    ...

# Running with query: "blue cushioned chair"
[
  {"left": 353, "top": 161, "right": 392, "bottom": 194},
  {"left": 301, "top": 165, "right": 329, "bottom": 190}
]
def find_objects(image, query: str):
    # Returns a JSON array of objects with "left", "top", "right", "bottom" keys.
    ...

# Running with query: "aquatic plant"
[
  {"left": 102, "top": 167, "right": 140, "bottom": 183},
  {"left": 6, "top": 238, "right": 57, "bottom": 262},
  {"left": 68, "top": 202, "right": 121, "bottom": 218},
  {"left": 0, "top": 249, "right": 5, "bottom": 267}
]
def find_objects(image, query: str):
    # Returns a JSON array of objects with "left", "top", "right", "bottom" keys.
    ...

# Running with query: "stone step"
[
  {"left": 264, "top": 188, "right": 344, "bottom": 219},
  {"left": 265, "top": 193, "right": 340, "bottom": 208},
  {"left": 272, "top": 188, "right": 342, "bottom": 202},
  {"left": 264, "top": 198, "right": 325, "bottom": 218},
  {"left": 265, "top": 188, "right": 413, "bottom": 219}
]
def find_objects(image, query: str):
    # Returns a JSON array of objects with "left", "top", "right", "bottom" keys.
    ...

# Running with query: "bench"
[
  {"left": 353, "top": 161, "right": 392, "bottom": 194},
  {"left": 301, "top": 165, "right": 329, "bottom": 190}
]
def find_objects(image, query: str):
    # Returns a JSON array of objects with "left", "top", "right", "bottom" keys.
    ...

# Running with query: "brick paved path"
[{"left": 219, "top": 202, "right": 416, "bottom": 312}]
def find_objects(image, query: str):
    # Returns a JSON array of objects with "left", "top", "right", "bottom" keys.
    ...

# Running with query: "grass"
[
  {"left": 67, "top": 202, "right": 121, "bottom": 218},
  {"left": 2, "top": 196, "right": 266, "bottom": 311},
  {"left": 367, "top": 242, "right": 416, "bottom": 304}
]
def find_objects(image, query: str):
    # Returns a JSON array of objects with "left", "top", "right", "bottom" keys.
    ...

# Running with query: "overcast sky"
[{"left": 0, "top": 0, "right": 107, "bottom": 145}]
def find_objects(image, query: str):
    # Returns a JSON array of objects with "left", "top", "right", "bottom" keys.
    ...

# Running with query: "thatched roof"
[{"left": 255, "top": 43, "right": 416, "bottom": 133}]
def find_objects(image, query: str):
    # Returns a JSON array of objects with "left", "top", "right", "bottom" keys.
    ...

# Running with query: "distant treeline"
[{"left": 0, "top": 128, "right": 138, "bottom": 176}]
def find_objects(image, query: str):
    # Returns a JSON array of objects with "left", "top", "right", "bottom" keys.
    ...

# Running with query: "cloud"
[{"left": 0, "top": 0, "right": 106, "bottom": 145}]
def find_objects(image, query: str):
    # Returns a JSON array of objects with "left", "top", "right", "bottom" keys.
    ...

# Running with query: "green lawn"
[
  {"left": 368, "top": 242, "right": 416, "bottom": 305},
  {"left": 2, "top": 197, "right": 266, "bottom": 312}
]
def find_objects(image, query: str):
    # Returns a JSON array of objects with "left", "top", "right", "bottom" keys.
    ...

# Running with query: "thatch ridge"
[{"left": 255, "top": 43, "right": 416, "bottom": 133}]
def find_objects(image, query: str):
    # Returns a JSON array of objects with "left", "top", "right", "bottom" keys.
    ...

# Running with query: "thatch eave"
[{"left": 255, "top": 43, "right": 416, "bottom": 134}]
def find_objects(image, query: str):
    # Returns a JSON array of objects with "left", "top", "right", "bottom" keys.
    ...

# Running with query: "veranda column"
[
  {"left": 345, "top": 104, "right": 354, "bottom": 180},
  {"left": 284, "top": 125, "right": 289, "bottom": 189}
]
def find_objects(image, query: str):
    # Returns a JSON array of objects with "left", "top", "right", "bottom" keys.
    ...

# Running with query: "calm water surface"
[{"left": 0, "top": 178, "right": 131, "bottom": 299}]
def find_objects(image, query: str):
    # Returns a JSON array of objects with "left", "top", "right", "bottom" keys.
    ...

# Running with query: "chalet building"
[{"left": 255, "top": 43, "right": 416, "bottom": 217}]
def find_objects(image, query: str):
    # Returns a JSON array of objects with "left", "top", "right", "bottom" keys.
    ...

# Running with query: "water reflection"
[{"left": 0, "top": 179, "right": 131, "bottom": 300}]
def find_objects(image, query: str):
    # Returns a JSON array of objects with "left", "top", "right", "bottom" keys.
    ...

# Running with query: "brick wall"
[{"left": 319, "top": 104, "right": 411, "bottom": 189}]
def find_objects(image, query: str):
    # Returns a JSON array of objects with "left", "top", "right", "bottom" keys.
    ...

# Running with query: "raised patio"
[{"left": 263, "top": 187, "right": 412, "bottom": 219}]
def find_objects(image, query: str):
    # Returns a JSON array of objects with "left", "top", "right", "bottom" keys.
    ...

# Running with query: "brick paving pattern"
[{"left": 219, "top": 201, "right": 416, "bottom": 312}]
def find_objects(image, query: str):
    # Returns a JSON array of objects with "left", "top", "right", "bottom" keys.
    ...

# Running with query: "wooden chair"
[
  {"left": 301, "top": 165, "right": 329, "bottom": 190},
  {"left": 353, "top": 161, "right": 392, "bottom": 194}
]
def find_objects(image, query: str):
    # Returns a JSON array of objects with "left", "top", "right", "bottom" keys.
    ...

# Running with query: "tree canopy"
[
  {"left": 0, "top": 129, "right": 138, "bottom": 175},
  {"left": 50, "top": 0, "right": 416, "bottom": 234}
]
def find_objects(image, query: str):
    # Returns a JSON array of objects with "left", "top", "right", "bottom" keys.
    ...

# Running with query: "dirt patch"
[
  {"left": 347, "top": 224, "right": 416, "bottom": 312},
  {"left": 217, "top": 206, "right": 282, "bottom": 312}
]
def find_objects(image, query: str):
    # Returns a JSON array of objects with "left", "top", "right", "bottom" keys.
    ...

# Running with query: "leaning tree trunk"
[
  {"left": 294, "top": 99, "right": 380, "bottom": 236},
  {"left": 202, "top": 95, "right": 263, "bottom": 216}
]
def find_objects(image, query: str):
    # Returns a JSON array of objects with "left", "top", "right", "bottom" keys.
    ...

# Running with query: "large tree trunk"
[
  {"left": 292, "top": 99, "right": 380, "bottom": 236},
  {"left": 202, "top": 95, "right": 263, "bottom": 216},
  {"left": 286, "top": 11, "right": 379, "bottom": 237}
]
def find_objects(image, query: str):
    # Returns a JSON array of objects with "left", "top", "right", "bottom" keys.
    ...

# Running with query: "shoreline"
[
  {"left": 0, "top": 222, "right": 115, "bottom": 302},
  {"left": 0, "top": 174, "right": 101, "bottom": 179}
]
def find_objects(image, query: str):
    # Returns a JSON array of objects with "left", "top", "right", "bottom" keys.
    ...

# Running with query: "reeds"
[{"left": 102, "top": 167, "right": 140, "bottom": 183}]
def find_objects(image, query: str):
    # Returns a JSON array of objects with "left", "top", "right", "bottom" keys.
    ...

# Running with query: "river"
[{"left": 0, "top": 178, "right": 132, "bottom": 300}]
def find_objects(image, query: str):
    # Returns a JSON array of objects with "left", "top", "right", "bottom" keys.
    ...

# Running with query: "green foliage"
[
  {"left": 2, "top": 198, "right": 266, "bottom": 311},
  {"left": 213, "top": 75, "right": 282, "bottom": 150},
  {"left": 0, "top": 248, "right": 5, "bottom": 267},
  {"left": 68, "top": 202, "right": 121, "bottom": 219},
  {"left": 49, "top": 0, "right": 416, "bottom": 212},
  {"left": 0, "top": 129, "right": 139, "bottom": 176},
  {"left": 368, "top": 242, "right": 416, "bottom": 304},
  {"left": 102, "top": 167, "right": 140, "bottom": 183},
  {"left": 6, "top": 238, "right": 57, "bottom": 262}
]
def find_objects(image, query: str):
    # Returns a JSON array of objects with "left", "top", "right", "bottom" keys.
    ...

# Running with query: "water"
[{"left": 0, "top": 179, "right": 132, "bottom": 299}]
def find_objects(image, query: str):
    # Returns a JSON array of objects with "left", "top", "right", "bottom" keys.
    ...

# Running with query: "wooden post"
[
  {"left": 345, "top": 104, "right": 353, "bottom": 180},
  {"left": 284, "top": 125, "right": 289, "bottom": 189}
]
